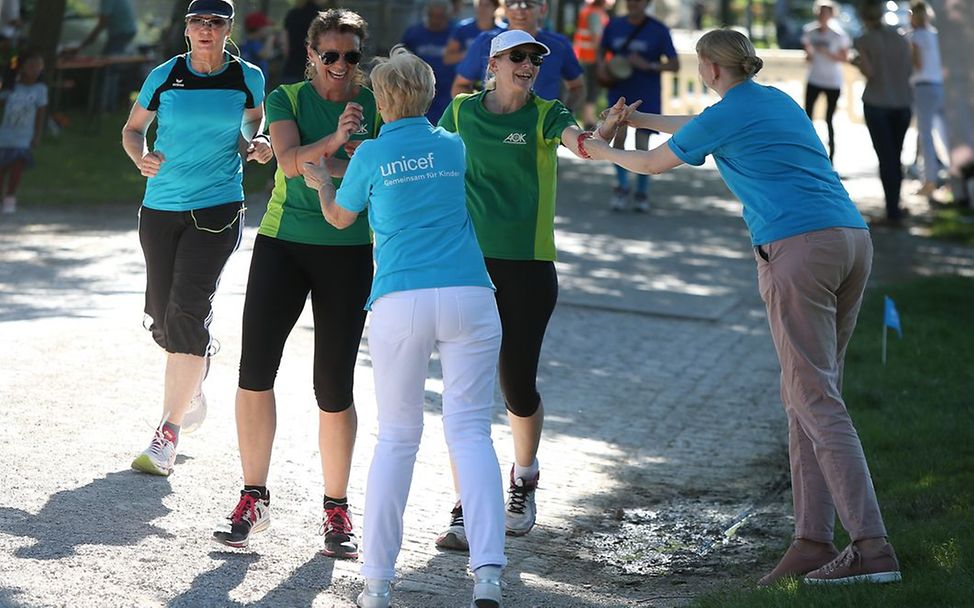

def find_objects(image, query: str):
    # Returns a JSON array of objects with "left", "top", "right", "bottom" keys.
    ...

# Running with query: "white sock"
[{"left": 514, "top": 458, "right": 539, "bottom": 481}]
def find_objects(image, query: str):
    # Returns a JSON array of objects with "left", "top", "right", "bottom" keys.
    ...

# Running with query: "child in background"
[
  {"left": 0, "top": 50, "right": 46, "bottom": 214},
  {"left": 240, "top": 11, "right": 277, "bottom": 85}
]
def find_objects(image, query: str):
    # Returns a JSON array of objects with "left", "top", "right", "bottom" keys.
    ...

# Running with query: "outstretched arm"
[
  {"left": 585, "top": 139, "right": 684, "bottom": 175},
  {"left": 624, "top": 110, "right": 696, "bottom": 134}
]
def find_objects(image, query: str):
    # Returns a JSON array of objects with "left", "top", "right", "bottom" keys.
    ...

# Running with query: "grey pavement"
[{"left": 1, "top": 118, "right": 972, "bottom": 608}]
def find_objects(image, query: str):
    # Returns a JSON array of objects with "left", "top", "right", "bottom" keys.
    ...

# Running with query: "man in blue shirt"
[
  {"left": 452, "top": 0, "right": 584, "bottom": 110},
  {"left": 444, "top": 0, "right": 507, "bottom": 66},
  {"left": 598, "top": 0, "right": 678, "bottom": 212},
  {"left": 402, "top": 0, "right": 456, "bottom": 123}
]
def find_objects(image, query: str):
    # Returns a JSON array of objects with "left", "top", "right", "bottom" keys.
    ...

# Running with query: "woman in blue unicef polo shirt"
[
  {"left": 121, "top": 0, "right": 271, "bottom": 477},
  {"left": 587, "top": 29, "right": 902, "bottom": 587},
  {"left": 303, "top": 47, "right": 506, "bottom": 608}
]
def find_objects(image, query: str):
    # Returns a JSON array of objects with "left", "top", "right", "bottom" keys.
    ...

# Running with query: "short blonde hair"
[
  {"left": 695, "top": 29, "right": 764, "bottom": 79},
  {"left": 370, "top": 45, "right": 435, "bottom": 119}
]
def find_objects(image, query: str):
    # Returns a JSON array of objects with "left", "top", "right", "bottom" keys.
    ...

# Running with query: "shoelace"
[
  {"left": 821, "top": 546, "right": 858, "bottom": 575},
  {"left": 229, "top": 494, "right": 259, "bottom": 524},
  {"left": 507, "top": 481, "right": 531, "bottom": 514},
  {"left": 322, "top": 506, "right": 353, "bottom": 536},
  {"left": 449, "top": 505, "right": 464, "bottom": 527},
  {"left": 146, "top": 430, "right": 172, "bottom": 458}
]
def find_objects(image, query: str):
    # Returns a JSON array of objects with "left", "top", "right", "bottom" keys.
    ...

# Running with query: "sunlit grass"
[{"left": 692, "top": 276, "right": 974, "bottom": 608}]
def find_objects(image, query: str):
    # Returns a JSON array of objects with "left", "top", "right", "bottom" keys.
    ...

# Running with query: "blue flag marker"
[{"left": 884, "top": 296, "right": 903, "bottom": 338}]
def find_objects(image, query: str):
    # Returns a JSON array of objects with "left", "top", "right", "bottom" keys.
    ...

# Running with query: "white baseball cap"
[{"left": 489, "top": 30, "right": 551, "bottom": 58}]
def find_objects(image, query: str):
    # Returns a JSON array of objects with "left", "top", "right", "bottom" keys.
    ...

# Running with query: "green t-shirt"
[
  {"left": 439, "top": 91, "right": 576, "bottom": 261},
  {"left": 260, "top": 82, "right": 379, "bottom": 245}
]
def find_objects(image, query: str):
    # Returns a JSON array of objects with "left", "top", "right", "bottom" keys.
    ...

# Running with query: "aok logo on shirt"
[
  {"left": 380, "top": 152, "right": 435, "bottom": 177},
  {"left": 504, "top": 132, "right": 527, "bottom": 145},
  {"left": 354, "top": 122, "right": 369, "bottom": 135}
]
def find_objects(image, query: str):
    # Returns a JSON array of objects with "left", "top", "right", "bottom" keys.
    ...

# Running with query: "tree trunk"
[
  {"left": 930, "top": 0, "right": 974, "bottom": 206},
  {"left": 27, "top": 0, "right": 68, "bottom": 87}
]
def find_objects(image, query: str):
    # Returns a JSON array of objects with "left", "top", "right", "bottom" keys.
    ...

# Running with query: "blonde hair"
[
  {"left": 305, "top": 8, "right": 369, "bottom": 82},
  {"left": 695, "top": 29, "right": 764, "bottom": 79},
  {"left": 370, "top": 45, "right": 435, "bottom": 119}
]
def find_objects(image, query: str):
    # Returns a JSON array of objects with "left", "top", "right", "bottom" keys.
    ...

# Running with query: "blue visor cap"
[{"left": 186, "top": 0, "right": 235, "bottom": 19}]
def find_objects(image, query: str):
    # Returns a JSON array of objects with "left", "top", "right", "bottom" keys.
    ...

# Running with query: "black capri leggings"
[
  {"left": 238, "top": 234, "right": 373, "bottom": 412},
  {"left": 805, "top": 83, "right": 841, "bottom": 163},
  {"left": 486, "top": 257, "right": 558, "bottom": 418},
  {"left": 138, "top": 201, "right": 244, "bottom": 356}
]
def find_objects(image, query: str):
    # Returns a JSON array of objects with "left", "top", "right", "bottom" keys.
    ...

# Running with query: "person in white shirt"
[
  {"left": 801, "top": 0, "right": 849, "bottom": 164},
  {"left": 908, "top": 0, "right": 947, "bottom": 196}
]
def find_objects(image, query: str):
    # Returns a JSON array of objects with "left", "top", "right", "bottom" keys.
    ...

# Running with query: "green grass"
[
  {"left": 692, "top": 276, "right": 974, "bottom": 608},
  {"left": 929, "top": 207, "right": 974, "bottom": 247},
  {"left": 20, "top": 110, "right": 276, "bottom": 205}
]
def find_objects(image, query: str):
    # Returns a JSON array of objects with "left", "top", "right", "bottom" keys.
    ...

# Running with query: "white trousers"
[{"left": 361, "top": 286, "right": 507, "bottom": 580}]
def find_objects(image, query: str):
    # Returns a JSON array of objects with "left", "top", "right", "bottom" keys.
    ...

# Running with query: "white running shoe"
[
  {"left": 434, "top": 501, "right": 469, "bottom": 551},
  {"left": 611, "top": 188, "right": 629, "bottom": 212},
  {"left": 471, "top": 567, "right": 502, "bottom": 608},
  {"left": 505, "top": 467, "right": 539, "bottom": 536},
  {"left": 131, "top": 428, "right": 177, "bottom": 476},
  {"left": 2, "top": 196, "right": 16, "bottom": 214},
  {"left": 356, "top": 579, "right": 392, "bottom": 608}
]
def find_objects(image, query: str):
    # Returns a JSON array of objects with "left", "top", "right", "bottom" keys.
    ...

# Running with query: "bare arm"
[
  {"left": 586, "top": 139, "right": 684, "bottom": 175},
  {"left": 75, "top": 15, "right": 109, "bottom": 52},
  {"left": 443, "top": 38, "right": 465, "bottom": 65},
  {"left": 451, "top": 73, "right": 476, "bottom": 97},
  {"left": 270, "top": 102, "right": 363, "bottom": 178},
  {"left": 121, "top": 102, "right": 165, "bottom": 177},
  {"left": 303, "top": 157, "right": 359, "bottom": 229},
  {"left": 562, "top": 76, "right": 585, "bottom": 113},
  {"left": 911, "top": 42, "right": 922, "bottom": 71},
  {"left": 626, "top": 110, "right": 696, "bottom": 134}
]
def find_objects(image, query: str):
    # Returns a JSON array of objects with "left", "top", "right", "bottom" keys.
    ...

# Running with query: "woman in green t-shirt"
[
  {"left": 437, "top": 29, "right": 615, "bottom": 547},
  {"left": 213, "top": 9, "right": 378, "bottom": 559}
]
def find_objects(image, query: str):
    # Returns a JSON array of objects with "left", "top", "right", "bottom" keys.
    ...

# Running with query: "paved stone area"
[{"left": 1, "top": 119, "right": 971, "bottom": 608}]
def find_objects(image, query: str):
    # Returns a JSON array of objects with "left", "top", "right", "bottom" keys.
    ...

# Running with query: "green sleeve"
[
  {"left": 265, "top": 86, "right": 295, "bottom": 124},
  {"left": 438, "top": 98, "right": 458, "bottom": 133},
  {"left": 542, "top": 99, "right": 578, "bottom": 143}
]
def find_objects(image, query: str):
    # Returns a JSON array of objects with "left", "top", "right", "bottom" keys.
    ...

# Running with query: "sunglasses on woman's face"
[
  {"left": 506, "top": 1, "right": 539, "bottom": 9},
  {"left": 317, "top": 50, "right": 363, "bottom": 65},
  {"left": 186, "top": 16, "right": 228, "bottom": 29},
  {"left": 505, "top": 49, "right": 544, "bottom": 66}
]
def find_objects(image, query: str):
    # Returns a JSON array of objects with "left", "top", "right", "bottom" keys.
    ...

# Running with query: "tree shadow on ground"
[{"left": 0, "top": 469, "right": 175, "bottom": 560}]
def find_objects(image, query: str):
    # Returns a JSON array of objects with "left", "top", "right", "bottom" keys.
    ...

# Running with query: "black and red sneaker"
[
  {"left": 320, "top": 501, "right": 358, "bottom": 559},
  {"left": 213, "top": 489, "right": 270, "bottom": 548}
]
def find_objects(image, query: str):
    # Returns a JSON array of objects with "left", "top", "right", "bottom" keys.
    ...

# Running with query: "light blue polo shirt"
[
  {"left": 137, "top": 53, "right": 265, "bottom": 211},
  {"left": 336, "top": 116, "right": 493, "bottom": 309},
  {"left": 668, "top": 79, "right": 868, "bottom": 246}
]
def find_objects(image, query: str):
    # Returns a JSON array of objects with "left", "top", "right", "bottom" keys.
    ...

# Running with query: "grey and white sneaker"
[
  {"left": 356, "top": 579, "right": 392, "bottom": 608},
  {"left": 611, "top": 187, "right": 629, "bottom": 212},
  {"left": 434, "top": 501, "right": 469, "bottom": 551},
  {"left": 213, "top": 489, "right": 271, "bottom": 548},
  {"left": 131, "top": 428, "right": 177, "bottom": 476},
  {"left": 504, "top": 467, "right": 539, "bottom": 536},
  {"left": 633, "top": 192, "right": 650, "bottom": 213},
  {"left": 471, "top": 566, "right": 502, "bottom": 608}
]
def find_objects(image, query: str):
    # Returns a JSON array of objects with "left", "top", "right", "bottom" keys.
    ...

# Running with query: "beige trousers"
[{"left": 756, "top": 227, "right": 887, "bottom": 542}]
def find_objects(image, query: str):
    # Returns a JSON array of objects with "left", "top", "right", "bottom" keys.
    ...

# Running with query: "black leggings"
[
  {"left": 486, "top": 258, "right": 558, "bottom": 418},
  {"left": 805, "top": 83, "right": 841, "bottom": 163},
  {"left": 138, "top": 202, "right": 244, "bottom": 356},
  {"left": 238, "top": 235, "right": 373, "bottom": 412}
]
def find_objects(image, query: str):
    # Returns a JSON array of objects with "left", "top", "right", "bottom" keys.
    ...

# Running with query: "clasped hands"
[{"left": 585, "top": 97, "right": 642, "bottom": 160}]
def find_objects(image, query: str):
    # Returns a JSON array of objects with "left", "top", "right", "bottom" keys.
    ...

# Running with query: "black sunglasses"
[
  {"left": 505, "top": 49, "right": 544, "bottom": 66},
  {"left": 317, "top": 50, "right": 363, "bottom": 65},
  {"left": 186, "top": 16, "right": 229, "bottom": 29}
]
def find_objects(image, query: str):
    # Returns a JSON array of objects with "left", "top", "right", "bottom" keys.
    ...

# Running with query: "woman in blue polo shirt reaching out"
[
  {"left": 586, "top": 29, "right": 902, "bottom": 588},
  {"left": 303, "top": 47, "right": 507, "bottom": 608}
]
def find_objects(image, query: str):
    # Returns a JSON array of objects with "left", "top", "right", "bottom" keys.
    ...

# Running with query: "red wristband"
[{"left": 577, "top": 131, "right": 594, "bottom": 159}]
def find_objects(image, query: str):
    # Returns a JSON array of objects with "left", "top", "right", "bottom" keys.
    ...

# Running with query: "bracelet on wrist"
[{"left": 576, "top": 131, "right": 594, "bottom": 160}]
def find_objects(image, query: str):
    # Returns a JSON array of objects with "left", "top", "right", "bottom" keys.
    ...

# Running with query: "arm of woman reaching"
[
  {"left": 623, "top": 110, "right": 696, "bottom": 135},
  {"left": 121, "top": 102, "right": 165, "bottom": 178},
  {"left": 239, "top": 104, "right": 273, "bottom": 164},
  {"left": 271, "top": 102, "right": 364, "bottom": 178},
  {"left": 559, "top": 97, "right": 641, "bottom": 158},
  {"left": 303, "top": 156, "right": 359, "bottom": 229},
  {"left": 585, "top": 139, "right": 685, "bottom": 175}
]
